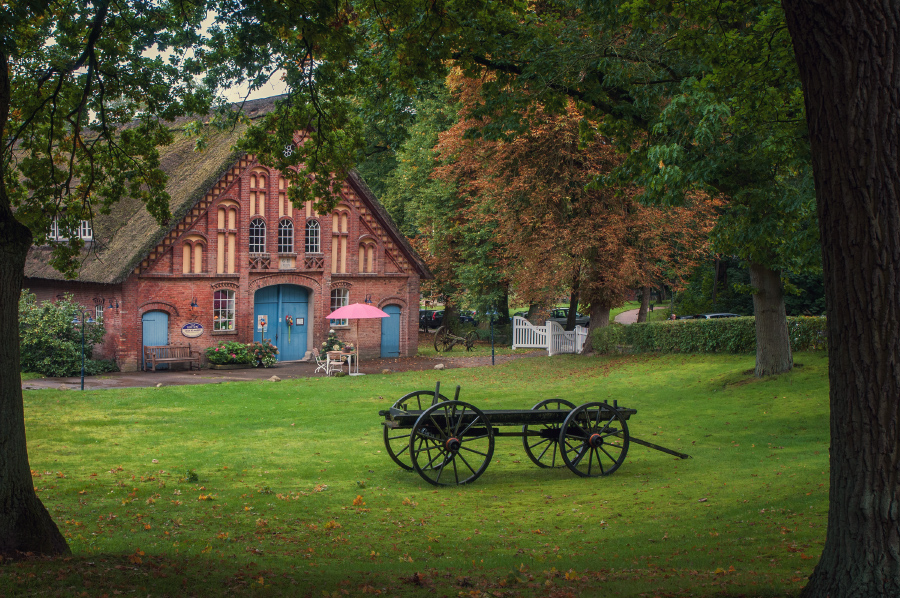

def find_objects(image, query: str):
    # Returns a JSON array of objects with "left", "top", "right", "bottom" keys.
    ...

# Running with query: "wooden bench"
[{"left": 143, "top": 344, "right": 201, "bottom": 371}]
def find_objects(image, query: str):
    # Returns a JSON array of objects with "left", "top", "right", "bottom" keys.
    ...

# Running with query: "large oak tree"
[{"left": 783, "top": 1, "right": 900, "bottom": 595}]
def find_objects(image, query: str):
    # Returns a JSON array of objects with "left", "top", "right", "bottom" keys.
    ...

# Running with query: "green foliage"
[
  {"left": 594, "top": 316, "right": 827, "bottom": 355},
  {"left": 675, "top": 259, "right": 826, "bottom": 317},
  {"left": 205, "top": 341, "right": 253, "bottom": 365},
  {"left": 248, "top": 339, "right": 279, "bottom": 368},
  {"left": 4, "top": 0, "right": 214, "bottom": 277},
  {"left": 18, "top": 291, "right": 108, "bottom": 377}
]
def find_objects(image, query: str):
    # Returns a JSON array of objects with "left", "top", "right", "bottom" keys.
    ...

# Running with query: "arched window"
[
  {"left": 305, "top": 220, "right": 321, "bottom": 253},
  {"left": 249, "top": 218, "right": 266, "bottom": 254},
  {"left": 213, "top": 290, "right": 235, "bottom": 331},
  {"left": 330, "top": 288, "right": 349, "bottom": 327},
  {"left": 278, "top": 219, "right": 293, "bottom": 254},
  {"left": 359, "top": 240, "right": 376, "bottom": 273}
]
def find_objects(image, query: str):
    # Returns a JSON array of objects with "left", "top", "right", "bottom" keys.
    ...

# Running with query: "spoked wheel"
[
  {"left": 409, "top": 400, "right": 494, "bottom": 486},
  {"left": 522, "top": 398, "right": 576, "bottom": 468},
  {"left": 464, "top": 331, "right": 477, "bottom": 351},
  {"left": 434, "top": 326, "right": 451, "bottom": 352},
  {"left": 383, "top": 390, "right": 449, "bottom": 471},
  {"left": 559, "top": 402, "right": 629, "bottom": 477}
]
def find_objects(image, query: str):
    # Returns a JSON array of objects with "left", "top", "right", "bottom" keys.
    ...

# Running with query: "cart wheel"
[
  {"left": 559, "top": 402, "right": 629, "bottom": 477},
  {"left": 434, "top": 326, "right": 448, "bottom": 352},
  {"left": 522, "top": 398, "right": 577, "bottom": 468},
  {"left": 464, "top": 331, "right": 477, "bottom": 351},
  {"left": 384, "top": 390, "right": 449, "bottom": 471},
  {"left": 409, "top": 400, "right": 494, "bottom": 486}
]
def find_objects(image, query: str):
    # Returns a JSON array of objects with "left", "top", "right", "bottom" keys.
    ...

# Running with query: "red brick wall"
[{"left": 29, "top": 158, "right": 423, "bottom": 372}]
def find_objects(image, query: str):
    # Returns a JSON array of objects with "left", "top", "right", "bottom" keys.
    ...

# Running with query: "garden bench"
[{"left": 143, "top": 344, "right": 201, "bottom": 371}]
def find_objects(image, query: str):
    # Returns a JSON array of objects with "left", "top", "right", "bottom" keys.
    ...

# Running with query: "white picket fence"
[{"left": 512, "top": 316, "right": 588, "bottom": 355}]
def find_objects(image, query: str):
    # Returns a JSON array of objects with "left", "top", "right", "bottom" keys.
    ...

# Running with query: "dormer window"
[{"left": 49, "top": 219, "right": 92, "bottom": 242}]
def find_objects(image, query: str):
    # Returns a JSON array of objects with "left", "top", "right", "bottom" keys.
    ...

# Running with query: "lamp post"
[
  {"left": 73, "top": 310, "right": 94, "bottom": 390},
  {"left": 486, "top": 307, "right": 499, "bottom": 366}
]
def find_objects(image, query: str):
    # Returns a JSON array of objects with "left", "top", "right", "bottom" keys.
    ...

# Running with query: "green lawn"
[{"left": 6, "top": 352, "right": 829, "bottom": 597}]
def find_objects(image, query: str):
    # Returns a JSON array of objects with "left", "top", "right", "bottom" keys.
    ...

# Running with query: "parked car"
[
  {"left": 548, "top": 308, "right": 590, "bottom": 328},
  {"left": 458, "top": 310, "right": 477, "bottom": 325},
  {"left": 419, "top": 309, "right": 436, "bottom": 331},
  {"left": 692, "top": 313, "right": 741, "bottom": 319}
]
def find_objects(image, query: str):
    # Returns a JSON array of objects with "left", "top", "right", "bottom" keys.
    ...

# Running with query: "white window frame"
[
  {"left": 49, "top": 218, "right": 92, "bottom": 241},
  {"left": 330, "top": 288, "right": 349, "bottom": 327},
  {"left": 249, "top": 218, "right": 266, "bottom": 254},
  {"left": 214, "top": 290, "right": 236, "bottom": 331},
  {"left": 305, "top": 219, "right": 321, "bottom": 253},
  {"left": 94, "top": 304, "right": 104, "bottom": 322},
  {"left": 78, "top": 220, "right": 93, "bottom": 241},
  {"left": 278, "top": 219, "right": 293, "bottom": 254}
]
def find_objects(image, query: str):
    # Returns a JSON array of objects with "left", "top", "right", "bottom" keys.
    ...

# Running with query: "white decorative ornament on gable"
[{"left": 283, "top": 143, "right": 295, "bottom": 157}]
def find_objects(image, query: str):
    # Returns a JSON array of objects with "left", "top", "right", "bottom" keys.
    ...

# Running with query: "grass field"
[{"left": 5, "top": 352, "right": 829, "bottom": 597}]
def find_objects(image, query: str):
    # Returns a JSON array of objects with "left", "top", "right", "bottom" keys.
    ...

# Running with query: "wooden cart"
[{"left": 379, "top": 383, "right": 690, "bottom": 486}]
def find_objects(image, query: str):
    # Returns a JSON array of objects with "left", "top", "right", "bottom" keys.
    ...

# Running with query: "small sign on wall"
[
  {"left": 296, "top": 317, "right": 304, "bottom": 326},
  {"left": 257, "top": 315, "right": 268, "bottom": 333},
  {"left": 182, "top": 323, "right": 204, "bottom": 338}
]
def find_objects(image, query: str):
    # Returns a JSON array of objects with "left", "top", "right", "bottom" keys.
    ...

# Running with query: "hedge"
[{"left": 592, "top": 316, "right": 827, "bottom": 355}]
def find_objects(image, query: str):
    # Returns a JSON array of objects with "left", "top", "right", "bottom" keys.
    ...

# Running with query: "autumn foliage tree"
[{"left": 431, "top": 76, "right": 717, "bottom": 347}]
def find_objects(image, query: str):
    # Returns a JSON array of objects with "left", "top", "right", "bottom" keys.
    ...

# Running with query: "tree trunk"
[
  {"left": 494, "top": 285, "right": 511, "bottom": 327},
  {"left": 565, "top": 290, "right": 580, "bottom": 331},
  {"left": 710, "top": 258, "right": 720, "bottom": 307},
  {"left": 749, "top": 262, "right": 793, "bottom": 377},
  {"left": 784, "top": 2, "right": 900, "bottom": 596},
  {"left": 0, "top": 49, "right": 70, "bottom": 558},
  {"left": 581, "top": 302, "right": 611, "bottom": 354},
  {"left": 637, "top": 285, "right": 650, "bottom": 323}
]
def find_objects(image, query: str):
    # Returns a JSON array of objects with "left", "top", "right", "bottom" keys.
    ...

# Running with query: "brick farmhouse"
[{"left": 23, "top": 97, "right": 431, "bottom": 371}]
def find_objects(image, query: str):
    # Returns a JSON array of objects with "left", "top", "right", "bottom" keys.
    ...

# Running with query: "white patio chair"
[{"left": 314, "top": 353, "right": 329, "bottom": 375}]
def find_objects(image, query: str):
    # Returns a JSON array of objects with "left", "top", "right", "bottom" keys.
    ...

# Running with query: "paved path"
[
  {"left": 614, "top": 308, "right": 641, "bottom": 324},
  {"left": 22, "top": 349, "right": 545, "bottom": 391}
]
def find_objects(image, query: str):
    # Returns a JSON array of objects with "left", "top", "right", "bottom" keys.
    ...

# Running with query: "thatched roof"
[{"left": 24, "top": 95, "right": 431, "bottom": 284}]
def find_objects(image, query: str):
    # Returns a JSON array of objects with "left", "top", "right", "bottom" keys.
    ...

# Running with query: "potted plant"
[
  {"left": 319, "top": 328, "right": 344, "bottom": 360},
  {"left": 248, "top": 339, "right": 279, "bottom": 367}
]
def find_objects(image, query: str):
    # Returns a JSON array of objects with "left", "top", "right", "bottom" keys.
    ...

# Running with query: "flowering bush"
[
  {"left": 249, "top": 339, "right": 279, "bottom": 367},
  {"left": 319, "top": 328, "right": 344, "bottom": 360},
  {"left": 205, "top": 341, "right": 253, "bottom": 365}
]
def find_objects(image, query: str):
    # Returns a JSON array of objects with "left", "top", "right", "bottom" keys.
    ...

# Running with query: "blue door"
[
  {"left": 142, "top": 311, "right": 169, "bottom": 370},
  {"left": 380, "top": 304, "right": 402, "bottom": 358},
  {"left": 253, "top": 285, "right": 308, "bottom": 361}
]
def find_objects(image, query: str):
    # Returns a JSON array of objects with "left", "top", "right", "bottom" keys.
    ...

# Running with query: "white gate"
[
  {"left": 575, "top": 326, "right": 588, "bottom": 353},
  {"left": 513, "top": 316, "right": 588, "bottom": 355},
  {"left": 512, "top": 316, "right": 547, "bottom": 349}
]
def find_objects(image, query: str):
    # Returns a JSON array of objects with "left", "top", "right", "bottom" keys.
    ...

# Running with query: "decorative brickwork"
[{"left": 25, "top": 126, "right": 430, "bottom": 372}]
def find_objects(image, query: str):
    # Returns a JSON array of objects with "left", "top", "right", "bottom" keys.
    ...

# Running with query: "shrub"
[
  {"left": 592, "top": 323, "right": 627, "bottom": 354},
  {"left": 592, "top": 316, "right": 827, "bottom": 355},
  {"left": 205, "top": 341, "right": 253, "bottom": 365},
  {"left": 248, "top": 339, "right": 279, "bottom": 367},
  {"left": 19, "top": 291, "right": 108, "bottom": 377}
]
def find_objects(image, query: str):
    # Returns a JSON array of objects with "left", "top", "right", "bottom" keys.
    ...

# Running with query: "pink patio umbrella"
[{"left": 325, "top": 303, "right": 390, "bottom": 374}]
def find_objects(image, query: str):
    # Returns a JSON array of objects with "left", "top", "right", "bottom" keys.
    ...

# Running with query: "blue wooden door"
[
  {"left": 380, "top": 304, "right": 402, "bottom": 358},
  {"left": 278, "top": 285, "right": 308, "bottom": 361},
  {"left": 142, "top": 311, "right": 169, "bottom": 370},
  {"left": 254, "top": 285, "right": 308, "bottom": 361}
]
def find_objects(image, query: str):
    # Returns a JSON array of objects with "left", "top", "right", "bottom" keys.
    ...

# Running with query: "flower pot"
[{"left": 209, "top": 363, "right": 252, "bottom": 370}]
